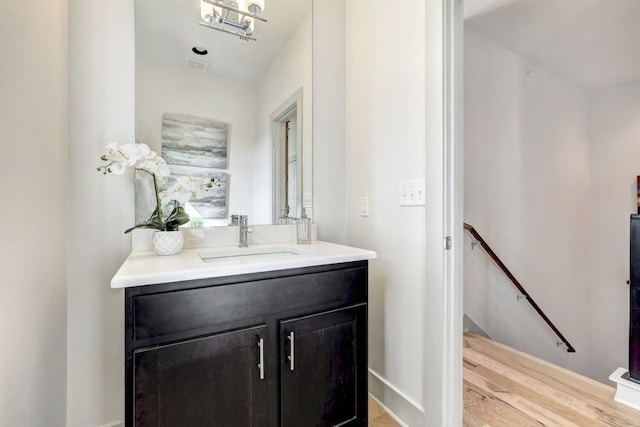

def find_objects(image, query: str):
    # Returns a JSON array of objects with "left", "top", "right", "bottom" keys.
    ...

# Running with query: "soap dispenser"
[{"left": 296, "top": 208, "right": 311, "bottom": 244}]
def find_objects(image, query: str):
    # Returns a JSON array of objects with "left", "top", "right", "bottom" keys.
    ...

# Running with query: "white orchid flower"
[
  {"left": 119, "top": 143, "right": 141, "bottom": 167},
  {"left": 137, "top": 159, "right": 159, "bottom": 176},
  {"left": 160, "top": 188, "right": 190, "bottom": 207},
  {"left": 136, "top": 143, "right": 152, "bottom": 158},
  {"left": 159, "top": 176, "right": 215, "bottom": 207},
  {"left": 110, "top": 162, "right": 126, "bottom": 175},
  {"left": 172, "top": 190, "right": 192, "bottom": 205},
  {"left": 155, "top": 157, "right": 171, "bottom": 177},
  {"left": 99, "top": 141, "right": 217, "bottom": 233},
  {"left": 103, "top": 142, "right": 121, "bottom": 160},
  {"left": 192, "top": 177, "right": 215, "bottom": 198}
]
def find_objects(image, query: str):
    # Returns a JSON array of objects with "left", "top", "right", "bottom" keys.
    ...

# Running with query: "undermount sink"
[{"left": 199, "top": 246, "right": 307, "bottom": 264}]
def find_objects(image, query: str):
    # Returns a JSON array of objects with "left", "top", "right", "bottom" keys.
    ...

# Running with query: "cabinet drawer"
[{"left": 133, "top": 266, "right": 367, "bottom": 341}]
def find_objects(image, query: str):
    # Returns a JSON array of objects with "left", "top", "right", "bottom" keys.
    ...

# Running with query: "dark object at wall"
[{"left": 629, "top": 215, "right": 640, "bottom": 382}]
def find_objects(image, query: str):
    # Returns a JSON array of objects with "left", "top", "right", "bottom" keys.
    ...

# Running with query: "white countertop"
[{"left": 111, "top": 241, "right": 377, "bottom": 289}]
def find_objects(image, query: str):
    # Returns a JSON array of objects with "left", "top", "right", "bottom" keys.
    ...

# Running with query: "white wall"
[
  {"left": 255, "top": 9, "right": 312, "bottom": 224},
  {"left": 588, "top": 81, "right": 640, "bottom": 382},
  {"left": 67, "top": 1, "right": 135, "bottom": 426},
  {"left": 136, "top": 60, "right": 257, "bottom": 223},
  {"left": 345, "top": 0, "right": 429, "bottom": 424},
  {"left": 464, "top": 29, "right": 592, "bottom": 375},
  {"left": 312, "top": 0, "right": 347, "bottom": 244},
  {"left": 0, "top": 1, "right": 68, "bottom": 425}
]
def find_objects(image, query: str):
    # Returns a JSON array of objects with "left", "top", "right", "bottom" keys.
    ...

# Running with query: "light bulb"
[{"left": 247, "top": 0, "right": 264, "bottom": 15}]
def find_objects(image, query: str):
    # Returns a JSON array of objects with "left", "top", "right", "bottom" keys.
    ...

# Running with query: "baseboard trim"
[
  {"left": 610, "top": 368, "right": 640, "bottom": 411},
  {"left": 100, "top": 422, "right": 123, "bottom": 427},
  {"left": 368, "top": 368, "right": 425, "bottom": 426},
  {"left": 368, "top": 393, "right": 410, "bottom": 427}
]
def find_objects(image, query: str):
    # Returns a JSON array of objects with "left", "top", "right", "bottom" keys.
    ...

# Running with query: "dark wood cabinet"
[
  {"left": 125, "top": 261, "right": 368, "bottom": 427},
  {"left": 280, "top": 305, "right": 367, "bottom": 426},
  {"left": 133, "top": 325, "right": 268, "bottom": 426}
]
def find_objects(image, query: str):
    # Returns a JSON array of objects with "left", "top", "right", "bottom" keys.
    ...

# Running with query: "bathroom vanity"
[{"left": 112, "top": 241, "right": 376, "bottom": 426}]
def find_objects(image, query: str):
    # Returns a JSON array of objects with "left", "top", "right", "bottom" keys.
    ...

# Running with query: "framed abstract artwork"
[
  {"left": 161, "top": 113, "right": 228, "bottom": 169},
  {"left": 159, "top": 113, "right": 230, "bottom": 221}
]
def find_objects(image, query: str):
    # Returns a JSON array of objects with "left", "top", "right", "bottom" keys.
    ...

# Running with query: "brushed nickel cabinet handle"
[
  {"left": 258, "top": 338, "right": 265, "bottom": 380},
  {"left": 287, "top": 332, "right": 295, "bottom": 371}
]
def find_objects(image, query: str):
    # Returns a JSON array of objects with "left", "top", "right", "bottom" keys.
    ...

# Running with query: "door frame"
[
  {"left": 442, "top": 0, "right": 464, "bottom": 424},
  {"left": 271, "top": 88, "right": 304, "bottom": 223},
  {"left": 423, "top": 0, "right": 463, "bottom": 425}
]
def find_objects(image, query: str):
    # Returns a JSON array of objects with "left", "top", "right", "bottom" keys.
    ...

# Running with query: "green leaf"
[
  {"left": 164, "top": 205, "right": 190, "bottom": 232},
  {"left": 124, "top": 220, "right": 164, "bottom": 234},
  {"left": 147, "top": 207, "right": 163, "bottom": 223},
  {"left": 123, "top": 207, "right": 165, "bottom": 233}
]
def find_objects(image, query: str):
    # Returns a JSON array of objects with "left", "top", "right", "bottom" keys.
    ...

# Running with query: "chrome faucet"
[{"left": 238, "top": 215, "right": 252, "bottom": 247}]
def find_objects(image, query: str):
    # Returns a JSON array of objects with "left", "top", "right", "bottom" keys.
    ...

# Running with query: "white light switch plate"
[
  {"left": 303, "top": 192, "right": 312, "bottom": 208},
  {"left": 399, "top": 179, "right": 425, "bottom": 206},
  {"left": 360, "top": 196, "right": 369, "bottom": 217}
]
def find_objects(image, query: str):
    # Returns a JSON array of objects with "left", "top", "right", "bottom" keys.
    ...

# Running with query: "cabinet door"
[
  {"left": 133, "top": 324, "right": 268, "bottom": 427},
  {"left": 280, "top": 305, "right": 367, "bottom": 426}
]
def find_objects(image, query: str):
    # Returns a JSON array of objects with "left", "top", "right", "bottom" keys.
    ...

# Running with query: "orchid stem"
[{"left": 137, "top": 168, "right": 164, "bottom": 229}]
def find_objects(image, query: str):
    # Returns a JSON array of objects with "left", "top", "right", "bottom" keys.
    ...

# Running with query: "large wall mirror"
[{"left": 135, "top": 0, "right": 312, "bottom": 226}]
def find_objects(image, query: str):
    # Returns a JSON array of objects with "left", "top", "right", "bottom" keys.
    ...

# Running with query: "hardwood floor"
[
  {"left": 464, "top": 333, "right": 640, "bottom": 426},
  {"left": 369, "top": 397, "right": 401, "bottom": 426}
]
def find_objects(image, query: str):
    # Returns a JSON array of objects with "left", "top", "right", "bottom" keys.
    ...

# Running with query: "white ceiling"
[
  {"left": 135, "top": 0, "right": 311, "bottom": 83},
  {"left": 464, "top": 0, "right": 640, "bottom": 92}
]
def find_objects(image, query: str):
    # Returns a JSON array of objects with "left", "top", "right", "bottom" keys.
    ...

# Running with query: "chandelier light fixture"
[{"left": 200, "top": 0, "right": 267, "bottom": 42}]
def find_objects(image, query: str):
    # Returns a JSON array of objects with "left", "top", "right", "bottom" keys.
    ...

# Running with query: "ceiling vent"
[{"left": 184, "top": 58, "right": 209, "bottom": 73}]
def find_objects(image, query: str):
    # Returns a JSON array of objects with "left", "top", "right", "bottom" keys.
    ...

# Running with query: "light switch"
[
  {"left": 303, "top": 192, "right": 312, "bottom": 208},
  {"left": 399, "top": 179, "right": 425, "bottom": 206},
  {"left": 360, "top": 196, "right": 369, "bottom": 217}
]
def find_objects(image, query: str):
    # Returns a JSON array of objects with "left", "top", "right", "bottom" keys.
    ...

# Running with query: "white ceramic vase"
[{"left": 152, "top": 230, "right": 184, "bottom": 256}]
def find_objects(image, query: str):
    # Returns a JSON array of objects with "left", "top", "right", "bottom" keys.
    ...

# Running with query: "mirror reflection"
[{"left": 135, "top": 0, "right": 313, "bottom": 226}]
